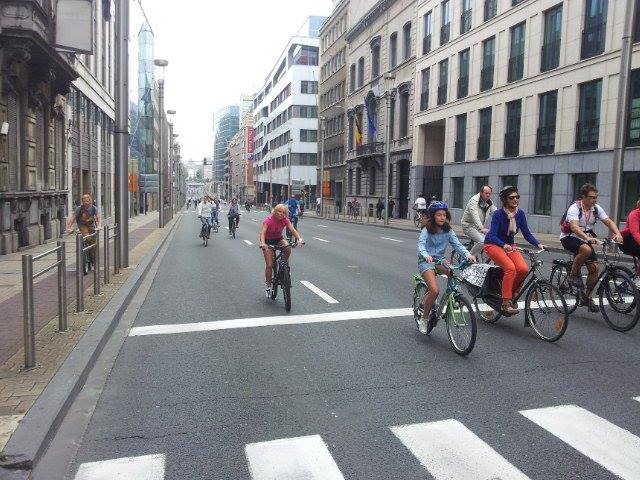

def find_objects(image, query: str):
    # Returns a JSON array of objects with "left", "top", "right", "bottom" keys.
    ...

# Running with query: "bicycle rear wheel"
[
  {"left": 280, "top": 265, "right": 291, "bottom": 312},
  {"left": 525, "top": 280, "right": 569, "bottom": 342},
  {"left": 599, "top": 270, "right": 640, "bottom": 332},
  {"left": 550, "top": 262, "right": 579, "bottom": 314},
  {"left": 203, "top": 236, "right": 208, "bottom": 247},
  {"left": 445, "top": 295, "right": 477, "bottom": 355},
  {"left": 473, "top": 297, "right": 501, "bottom": 323}
]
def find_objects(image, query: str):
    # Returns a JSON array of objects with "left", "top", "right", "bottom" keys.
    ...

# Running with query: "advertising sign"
[
  {"left": 247, "top": 127, "right": 255, "bottom": 156},
  {"left": 55, "top": 0, "right": 94, "bottom": 54}
]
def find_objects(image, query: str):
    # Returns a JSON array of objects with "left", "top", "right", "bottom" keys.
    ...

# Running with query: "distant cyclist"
[
  {"left": 211, "top": 197, "right": 220, "bottom": 226},
  {"left": 197, "top": 196, "right": 214, "bottom": 239},
  {"left": 67, "top": 193, "right": 101, "bottom": 274},
  {"left": 413, "top": 193, "right": 427, "bottom": 217},
  {"left": 227, "top": 197, "right": 241, "bottom": 234},
  {"left": 286, "top": 194, "right": 300, "bottom": 229},
  {"left": 461, "top": 185, "right": 497, "bottom": 258}
]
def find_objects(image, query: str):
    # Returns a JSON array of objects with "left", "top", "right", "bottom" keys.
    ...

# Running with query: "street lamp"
[
  {"left": 154, "top": 58, "right": 168, "bottom": 227},
  {"left": 167, "top": 109, "right": 176, "bottom": 220},
  {"left": 383, "top": 72, "right": 396, "bottom": 226}
]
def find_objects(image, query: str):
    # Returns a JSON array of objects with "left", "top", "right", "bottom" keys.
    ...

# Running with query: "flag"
[
  {"left": 365, "top": 101, "right": 377, "bottom": 140},
  {"left": 354, "top": 114, "right": 363, "bottom": 147}
]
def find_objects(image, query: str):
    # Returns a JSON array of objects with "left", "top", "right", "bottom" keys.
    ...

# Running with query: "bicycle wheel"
[
  {"left": 550, "top": 262, "right": 579, "bottom": 314},
  {"left": 473, "top": 297, "right": 501, "bottom": 323},
  {"left": 525, "top": 280, "right": 569, "bottom": 342},
  {"left": 445, "top": 294, "right": 477, "bottom": 355},
  {"left": 599, "top": 270, "right": 640, "bottom": 332},
  {"left": 281, "top": 266, "right": 291, "bottom": 312},
  {"left": 413, "top": 214, "right": 419, "bottom": 228},
  {"left": 412, "top": 282, "right": 428, "bottom": 334},
  {"left": 204, "top": 236, "right": 208, "bottom": 247},
  {"left": 609, "top": 266, "right": 637, "bottom": 312}
]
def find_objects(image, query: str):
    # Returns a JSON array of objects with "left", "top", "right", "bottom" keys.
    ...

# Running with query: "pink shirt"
[{"left": 263, "top": 214, "right": 291, "bottom": 240}]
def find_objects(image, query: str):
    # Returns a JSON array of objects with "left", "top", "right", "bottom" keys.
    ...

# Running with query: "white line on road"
[
  {"left": 635, "top": 397, "right": 640, "bottom": 403},
  {"left": 252, "top": 219, "right": 258, "bottom": 222},
  {"left": 317, "top": 224, "right": 328, "bottom": 228},
  {"left": 392, "top": 420, "right": 530, "bottom": 480},
  {"left": 380, "top": 236, "right": 403, "bottom": 243},
  {"left": 244, "top": 240, "right": 254, "bottom": 246},
  {"left": 129, "top": 307, "right": 412, "bottom": 337},
  {"left": 313, "top": 237, "right": 329, "bottom": 243},
  {"left": 246, "top": 435, "right": 345, "bottom": 480},
  {"left": 75, "top": 454, "right": 165, "bottom": 480},
  {"left": 521, "top": 405, "right": 640, "bottom": 480},
  {"left": 300, "top": 281, "right": 339, "bottom": 304}
]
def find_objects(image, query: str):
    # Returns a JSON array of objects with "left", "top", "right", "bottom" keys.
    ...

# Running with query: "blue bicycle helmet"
[{"left": 428, "top": 201, "right": 449, "bottom": 214}]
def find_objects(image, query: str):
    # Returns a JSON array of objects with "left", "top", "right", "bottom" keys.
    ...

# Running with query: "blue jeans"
[
  {"left": 211, "top": 210, "right": 219, "bottom": 224},
  {"left": 200, "top": 217, "right": 212, "bottom": 237}
]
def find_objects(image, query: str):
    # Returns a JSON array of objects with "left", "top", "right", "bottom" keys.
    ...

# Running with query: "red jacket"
[{"left": 622, "top": 207, "right": 640, "bottom": 245}]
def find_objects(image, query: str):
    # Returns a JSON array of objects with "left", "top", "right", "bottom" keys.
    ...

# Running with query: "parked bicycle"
[
  {"left": 550, "top": 238, "right": 639, "bottom": 332},
  {"left": 471, "top": 247, "right": 569, "bottom": 342},
  {"left": 412, "top": 259, "right": 477, "bottom": 356},
  {"left": 267, "top": 240, "right": 298, "bottom": 312}
]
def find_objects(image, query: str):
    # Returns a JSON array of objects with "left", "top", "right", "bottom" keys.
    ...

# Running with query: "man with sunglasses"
[{"left": 560, "top": 183, "right": 623, "bottom": 308}]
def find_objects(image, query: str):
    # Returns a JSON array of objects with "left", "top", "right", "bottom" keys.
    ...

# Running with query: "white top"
[
  {"left": 414, "top": 197, "right": 427, "bottom": 210},
  {"left": 316, "top": 197, "right": 321, "bottom": 205},
  {"left": 197, "top": 201, "right": 214, "bottom": 217},
  {"left": 559, "top": 202, "right": 608, "bottom": 240}
]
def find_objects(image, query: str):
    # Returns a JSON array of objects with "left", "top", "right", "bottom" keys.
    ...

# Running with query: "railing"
[
  {"left": 393, "top": 137, "right": 412, "bottom": 150},
  {"left": 536, "top": 126, "right": 556, "bottom": 154},
  {"left": 21, "top": 242, "right": 67, "bottom": 369},
  {"left": 484, "top": 0, "right": 497, "bottom": 21},
  {"left": 575, "top": 119, "right": 600, "bottom": 151},
  {"left": 477, "top": 135, "right": 491, "bottom": 160},
  {"left": 480, "top": 65, "right": 494, "bottom": 91},
  {"left": 355, "top": 142, "right": 384, "bottom": 157},
  {"left": 422, "top": 34, "right": 432, "bottom": 55},
  {"left": 103, "top": 224, "right": 121, "bottom": 285},
  {"left": 437, "top": 85, "right": 447, "bottom": 105},
  {"left": 75, "top": 230, "right": 100, "bottom": 313},
  {"left": 440, "top": 23, "right": 450, "bottom": 45},
  {"left": 460, "top": 10, "right": 472, "bottom": 35},
  {"left": 507, "top": 53, "right": 524, "bottom": 83},
  {"left": 454, "top": 140, "right": 466, "bottom": 163},
  {"left": 457, "top": 75, "right": 468, "bottom": 98},
  {"left": 504, "top": 131, "right": 520, "bottom": 157},
  {"left": 581, "top": 21, "right": 606, "bottom": 59},
  {"left": 540, "top": 39, "right": 560, "bottom": 72}
]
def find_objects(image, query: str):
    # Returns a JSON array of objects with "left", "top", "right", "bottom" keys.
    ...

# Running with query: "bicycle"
[
  {"left": 286, "top": 215, "right": 299, "bottom": 242},
  {"left": 266, "top": 240, "right": 298, "bottom": 312},
  {"left": 412, "top": 259, "right": 478, "bottom": 356},
  {"left": 412, "top": 209, "right": 425, "bottom": 228},
  {"left": 199, "top": 218, "right": 212, "bottom": 247},
  {"left": 229, "top": 215, "right": 238, "bottom": 239},
  {"left": 473, "top": 247, "right": 570, "bottom": 342},
  {"left": 450, "top": 238, "right": 489, "bottom": 265},
  {"left": 550, "top": 238, "right": 639, "bottom": 332}
]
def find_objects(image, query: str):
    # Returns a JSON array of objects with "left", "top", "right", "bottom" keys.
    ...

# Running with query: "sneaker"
[
  {"left": 416, "top": 317, "right": 428, "bottom": 334},
  {"left": 265, "top": 287, "right": 271, "bottom": 299},
  {"left": 579, "top": 296, "right": 599, "bottom": 312},
  {"left": 568, "top": 274, "right": 585, "bottom": 290},
  {"left": 427, "top": 307, "right": 439, "bottom": 330}
]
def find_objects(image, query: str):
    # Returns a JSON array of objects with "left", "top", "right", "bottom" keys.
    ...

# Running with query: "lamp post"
[
  {"left": 383, "top": 73, "right": 396, "bottom": 226},
  {"left": 319, "top": 116, "right": 325, "bottom": 216},
  {"left": 154, "top": 59, "right": 168, "bottom": 227},
  {"left": 167, "top": 109, "right": 176, "bottom": 220}
]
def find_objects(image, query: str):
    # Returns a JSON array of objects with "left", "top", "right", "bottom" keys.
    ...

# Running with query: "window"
[
  {"left": 438, "top": 59, "right": 448, "bottom": 105},
  {"left": 350, "top": 64, "right": 356, "bottom": 92},
  {"left": 389, "top": 96, "right": 396, "bottom": 140},
  {"left": 484, "top": 0, "right": 497, "bottom": 21},
  {"left": 300, "top": 81, "right": 318, "bottom": 94},
  {"left": 478, "top": 107, "right": 492, "bottom": 160},
  {"left": 501, "top": 175, "right": 518, "bottom": 189},
  {"left": 572, "top": 173, "right": 597, "bottom": 199},
  {"left": 348, "top": 115, "right": 354, "bottom": 149},
  {"left": 581, "top": 0, "right": 607, "bottom": 60},
  {"left": 461, "top": 0, "right": 472, "bottom": 34},
  {"left": 348, "top": 169, "right": 353, "bottom": 194},
  {"left": 371, "top": 39, "right": 381, "bottom": 78},
  {"left": 403, "top": 22, "right": 412, "bottom": 60},
  {"left": 576, "top": 79, "right": 602, "bottom": 151},
  {"left": 423, "top": 12, "right": 432, "bottom": 55},
  {"left": 537, "top": 90, "right": 557, "bottom": 154},
  {"left": 508, "top": 23, "right": 525, "bottom": 83},
  {"left": 481, "top": 37, "right": 495, "bottom": 91},
  {"left": 441, "top": 0, "right": 451, "bottom": 45},
  {"left": 622, "top": 172, "right": 640, "bottom": 220},
  {"left": 628, "top": 69, "right": 640, "bottom": 146},
  {"left": 300, "top": 129, "right": 318, "bottom": 142},
  {"left": 357, "top": 57, "right": 365, "bottom": 88},
  {"left": 399, "top": 90, "right": 409, "bottom": 138},
  {"left": 635, "top": 0, "right": 640, "bottom": 43},
  {"left": 541, "top": 5, "right": 562, "bottom": 72},
  {"left": 458, "top": 49, "right": 470, "bottom": 99},
  {"left": 504, "top": 100, "right": 521, "bottom": 157},
  {"left": 355, "top": 167, "right": 362, "bottom": 195},
  {"left": 533, "top": 174, "right": 553, "bottom": 215},
  {"left": 455, "top": 114, "right": 466, "bottom": 162},
  {"left": 474, "top": 176, "right": 489, "bottom": 192},
  {"left": 390, "top": 33, "right": 398, "bottom": 68},
  {"left": 452, "top": 177, "right": 464, "bottom": 208},
  {"left": 293, "top": 45, "right": 319, "bottom": 65},
  {"left": 420, "top": 68, "right": 430, "bottom": 111},
  {"left": 369, "top": 167, "right": 376, "bottom": 195}
]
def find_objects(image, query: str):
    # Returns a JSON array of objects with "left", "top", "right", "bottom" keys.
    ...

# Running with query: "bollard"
[
  {"left": 76, "top": 233, "right": 84, "bottom": 312},
  {"left": 93, "top": 231, "right": 100, "bottom": 295},
  {"left": 22, "top": 255, "right": 36, "bottom": 369},
  {"left": 57, "top": 241, "right": 68, "bottom": 331},
  {"left": 104, "top": 225, "right": 110, "bottom": 285}
]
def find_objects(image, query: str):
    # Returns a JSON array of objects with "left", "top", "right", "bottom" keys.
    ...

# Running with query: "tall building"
[
  {"left": 344, "top": 0, "right": 417, "bottom": 219},
  {"left": 318, "top": 0, "right": 349, "bottom": 211},
  {"left": 213, "top": 105, "right": 240, "bottom": 186},
  {"left": 414, "top": 0, "right": 640, "bottom": 232},
  {"left": 229, "top": 112, "right": 255, "bottom": 201},
  {"left": 252, "top": 16, "right": 326, "bottom": 204}
]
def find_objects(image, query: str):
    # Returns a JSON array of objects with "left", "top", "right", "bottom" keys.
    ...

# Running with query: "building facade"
[
  {"left": 345, "top": 0, "right": 418, "bottom": 219},
  {"left": 228, "top": 112, "right": 255, "bottom": 202},
  {"left": 252, "top": 17, "right": 325, "bottom": 205},
  {"left": 414, "top": 0, "right": 640, "bottom": 233},
  {"left": 318, "top": 0, "right": 349, "bottom": 211},
  {"left": 213, "top": 105, "right": 239, "bottom": 187}
]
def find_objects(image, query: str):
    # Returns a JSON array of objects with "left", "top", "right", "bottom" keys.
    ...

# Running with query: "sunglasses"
[{"left": 508, "top": 195, "right": 521, "bottom": 200}]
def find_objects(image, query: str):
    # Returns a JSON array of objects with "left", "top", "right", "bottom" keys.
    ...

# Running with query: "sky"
[{"left": 129, "top": 0, "right": 334, "bottom": 164}]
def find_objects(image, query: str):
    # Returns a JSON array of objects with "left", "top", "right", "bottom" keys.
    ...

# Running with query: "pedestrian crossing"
[{"left": 73, "top": 397, "right": 640, "bottom": 479}]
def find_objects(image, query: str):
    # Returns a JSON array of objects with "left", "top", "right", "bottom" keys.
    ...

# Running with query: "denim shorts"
[{"left": 418, "top": 256, "right": 443, "bottom": 274}]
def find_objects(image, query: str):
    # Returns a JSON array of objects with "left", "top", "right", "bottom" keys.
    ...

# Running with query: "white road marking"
[
  {"left": 521, "top": 405, "right": 640, "bottom": 480},
  {"left": 380, "top": 236, "right": 403, "bottom": 243},
  {"left": 392, "top": 420, "right": 530, "bottom": 480},
  {"left": 223, "top": 226, "right": 229, "bottom": 230},
  {"left": 75, "top": 454, "right": 165, "bottom": 480},
  {"left": 300, "top": 281, "right": 339, "bottom": 304},
  {"left": 635, "top": 397, "right": 640, "bottom": 403},
  {"left": 246, "top": 435, "right": 345, "bottom": 480},
  {"left": 252, "top": 219, "right": 258, "bottom": 222},
  {"left": 317, "top": 224, "right": 328, "bottom": 228},
  {"left": 129, "top": 307, "right": 412, "bottom": 337},
  {"left": 313, "top": 237, "right": 329, "bottom": 243},
  {"left": 244, "top": 240, "right": 254, "bottom": 246}
]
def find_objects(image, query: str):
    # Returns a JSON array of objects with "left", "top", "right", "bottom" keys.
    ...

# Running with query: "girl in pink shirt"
[{"left": 621, "top": 199, "right": 640, "bottom": 280}]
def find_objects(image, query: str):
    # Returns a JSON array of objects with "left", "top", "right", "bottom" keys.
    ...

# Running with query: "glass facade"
[{"left": 214, "top": 105, "right": 240, "bottom": 182}]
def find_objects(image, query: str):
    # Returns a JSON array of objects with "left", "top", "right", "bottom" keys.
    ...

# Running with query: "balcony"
[
  {"left": 460, "top": 10, "right": 472, "bottom": 35},
  {"left": 507, "top": 54, "right": 524, "bottom": 83},
  {"left": 541, "top": 39, "right": 560, "bottom": 72},
  {"left": 575, "top": 119, "right": 600, "bottom": 151},
  {"left": 480, "top": 65, "right": 494, "bottom": 91},
  {"left": 392, "top": 136, "right": 412, "bottom": 152},
  {"left": 437, "top": 85, "right": 447, "bottom": 105},
  {"left": 457, "top": 75, "right": 468, "bottom": 99},
  {"left": 423, "top": 35, "right": 432, "bottom": 55},
  {"left": 484, "top": 0, "right": 497, "bottom": 21},
  {"left": 352, "top": 142, "right": 384, "bottom": 159},
  {"left": 454, "top": 140, "right": 466, "bottom": 163},
  {"left": 477, "top": 135, "right": 490, "bottom": 160},
  {"left": 536, "top": 126, "right": 555, "bottom": 154},
  {"left": 504, "top": 131, "right": 520, "bottom": 158},
  {"left": 581, "top": 21, "right": 606, "bottom": 60},
  {"left": 440, "top": 23, "right": 450, "bottom": 46}
]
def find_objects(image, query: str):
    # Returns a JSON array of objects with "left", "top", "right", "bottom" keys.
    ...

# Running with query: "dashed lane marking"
[
  {"left": 317, "top": 224, "right": 328, "bottom": 228},
  {"left": 313, "top": 237, "right": 329, "bottom": 243},
  {"left": 75, "top": 454, "right": 165, "bottom": 480},
  {"left": 244, "top": 240, "right": 254, "bottom": 246},
  {"left": 300, "top": 281, "right": 339, "bottom": 304},
  {"left": 380, "top": 237, "right": 403, "bottom": 243}
]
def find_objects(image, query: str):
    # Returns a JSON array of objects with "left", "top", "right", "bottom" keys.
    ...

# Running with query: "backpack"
[{"left": 559, "top": 201, "right": 599, "bottom": 234}]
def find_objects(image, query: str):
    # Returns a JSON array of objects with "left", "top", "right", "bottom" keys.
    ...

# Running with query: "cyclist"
[
  {"left": 286, "top": 194, "right": 299, "bottom": 229},
  {"left": 210, "top": 197, "right": 220, "bottom": 226},
  {"left": 461, "top": 185, "right": 497, "bottom": 258},
  {"left": 417, "top": 201, "right": 475, "bottom": 334},
  {"left": 245, "top": 199, "right": 252, "bottom": 212},
  {"left": 227, "top": 197, "right": 241, "bottom": 234},
  {"left": 316, "top": 196, "right": 321, "bottom": 214},
  {"left": 621, "top": 198, "right": 640, "bottom": 285},
  {"left": 484, "top": 186, "right": 545, "bottom": 316},
  {"left": 66, "top": 193, "right": 101, "bottom": 274},
  {"left": 413, "top": 193, "right": 428, "bottom": 219},
  {"left": 197, "top": 196, "right": 214, "bottom": 239},
  {"left": 560, "top": 183, "right": 623, "bottom": 307},
  {"left": 259, "top": 204, "right": 305, "bottom": 298}
]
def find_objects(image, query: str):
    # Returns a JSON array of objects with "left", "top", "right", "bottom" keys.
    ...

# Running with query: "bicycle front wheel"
[
  {"left": 281, "top": 266, "right": 292, "bottom": 312},
  {"left": 445, "top": 295, "right": 477, "bottom": 355},
  {"left": 525, "top": 280, "right": 569, "bottom": 342},
  {"left": 412, "top": 282, "right": 427, "bottom": 333},
  {"left": 599, "top": 270, "right": 640, "bottom": 332},
  {"left": 549, "top": 262, "right": 578, "bottom": 314}
]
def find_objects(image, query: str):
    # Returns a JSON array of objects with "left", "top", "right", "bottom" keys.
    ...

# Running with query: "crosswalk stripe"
[
  {"left": 635, "top": 397, "right": 640, "bottom": 403},
  {"left": 75, "top": 453, "right": 165, "bottom": 480},
  {"left": 245, "top": 435, "right": 345, "bottom": 480},
  {"left": 244, "top": 240, "right": 254, "bottom": 246},
  {"left": 520, "top": 404, "right": 640, "bottom": 480},
  {"left": 391, "top": 419, "right": 530, "bottom": 480}
]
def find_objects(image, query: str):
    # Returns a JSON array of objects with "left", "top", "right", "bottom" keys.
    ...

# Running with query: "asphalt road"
[{"left": 41, "top": 208, "right": 640, "bottom": 479}]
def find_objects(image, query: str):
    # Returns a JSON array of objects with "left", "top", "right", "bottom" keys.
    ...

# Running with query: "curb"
[{"left": 0, "top": 216, "right": 180, "bottom": 476}]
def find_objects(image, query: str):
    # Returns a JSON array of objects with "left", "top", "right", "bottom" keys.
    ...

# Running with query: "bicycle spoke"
[{"left": 526, "top": 281, "right": 568, "bottom": 342}]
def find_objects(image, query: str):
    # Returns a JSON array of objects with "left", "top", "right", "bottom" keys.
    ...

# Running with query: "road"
[{"left": 37, "top": 208, "right": 640, "bottom": 479}]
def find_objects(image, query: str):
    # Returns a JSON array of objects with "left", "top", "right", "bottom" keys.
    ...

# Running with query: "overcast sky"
[{"left": 129, "top": 0, "right": 333, "bottom": 164}]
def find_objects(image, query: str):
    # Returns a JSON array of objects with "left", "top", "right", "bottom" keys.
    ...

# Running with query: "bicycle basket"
[
  {"left": 459, "top": 263, "right": 493, "bottom": 288},
  {"left": 479, "top": 266, "right": 504, "bottom": 299}
]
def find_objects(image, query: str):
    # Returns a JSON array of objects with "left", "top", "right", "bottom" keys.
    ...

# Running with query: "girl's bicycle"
[
  {"left": 267, "top": 240, "right": 297, "bottom": 312},
  {"left": 412, "top": 259, "right": 477, "bottom": 356}
]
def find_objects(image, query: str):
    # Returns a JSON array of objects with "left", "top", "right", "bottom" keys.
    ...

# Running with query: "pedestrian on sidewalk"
[
  {"left": 67, "top": 194, "right": 101, "bottom": 274},
  {"left": 376, "top": 197, "right": 384, "bottom": 219},
  {"left": 388, "top": 199, "right": 396, "bottom": 219}
]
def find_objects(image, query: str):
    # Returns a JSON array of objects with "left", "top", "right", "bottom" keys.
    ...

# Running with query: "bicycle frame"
[
  {"left": 415, "top": 260, "right": 468, "bottom": 318},
  {"left": 556, "top": 239, "right": 623, "bottom": 294}
]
